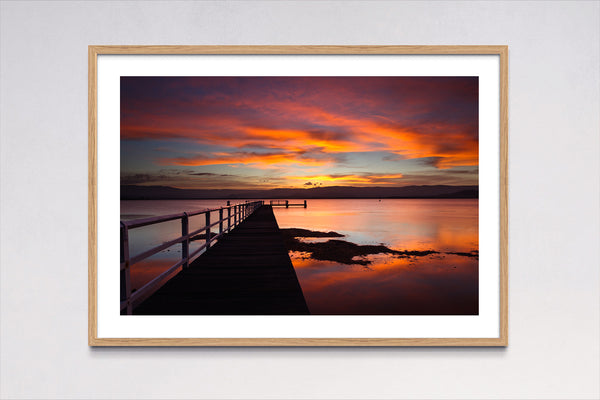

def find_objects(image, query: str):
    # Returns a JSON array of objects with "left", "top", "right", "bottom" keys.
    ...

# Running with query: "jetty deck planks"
[{"left": 134, "top": 205, "right": 309, "bottom": 315}]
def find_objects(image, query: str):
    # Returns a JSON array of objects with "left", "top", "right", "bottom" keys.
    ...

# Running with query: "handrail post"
[
  {"left": 219, "top": 208, "right": 223, "bottom": 235},
  {"left": 234, "top": 205, "right": 238, "bottom": 227},
  {"left": 120, "top": 222, "right": 132, "bottom": 315},
  {"left": 182, "top": 212, "right": 189, "bottom": 269},
  {"left": 227, "top": 206, "right": 231, "bottom": 232},
  {"left": 205, "top": 211, "right": 211, "bottom": 249}
]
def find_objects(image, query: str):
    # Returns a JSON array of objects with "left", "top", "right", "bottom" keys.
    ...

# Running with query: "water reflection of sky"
[
  {"left": 274, "top": 199, "right": 478, "bottom": 315},
  {"left": 121, "top": 199, "right": 478, "bottom": 314},
  {"left": 273, "top": 199, "right": 478, "bottom": 251},
  {"left": 290, "top": 253, "right": 477, "bottom": 315}
]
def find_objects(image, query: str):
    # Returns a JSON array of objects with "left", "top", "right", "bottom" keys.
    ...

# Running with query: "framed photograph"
[{"left": 89, "top": 45, "right": 508, "bottom": 346}]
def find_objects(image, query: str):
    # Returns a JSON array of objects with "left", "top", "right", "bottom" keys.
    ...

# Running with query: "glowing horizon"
[{"left": 121, "top": 77, "right": 478, "bottom": 190}]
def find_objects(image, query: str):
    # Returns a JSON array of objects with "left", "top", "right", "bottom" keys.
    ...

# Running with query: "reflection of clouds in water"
[
  {"left": 130, "top": 258, "right": 178, "bottom": 290},
  {"left": 292, "top": 252, "right": 478, "bottom": 315},
  {"left": 129, "top": 242, "right": 213, "bottom": 290},
  {"left": 275, "top": 198, "right": 478, "bottom": 253}
]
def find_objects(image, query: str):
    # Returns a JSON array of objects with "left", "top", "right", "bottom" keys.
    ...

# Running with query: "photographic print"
[
  {"left": 90, "top": 46, "right": 507, "bottom": 345},
  {"left": 120, "top": 76, "right": 479, "bottom": 316}
]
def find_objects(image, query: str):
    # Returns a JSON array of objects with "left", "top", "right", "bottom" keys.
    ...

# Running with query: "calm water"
[{"left": 121, "top": 199, "right": 478, "bottom": 315}]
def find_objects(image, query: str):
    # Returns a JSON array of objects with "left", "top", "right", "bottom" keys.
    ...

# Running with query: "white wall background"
[{"left": 1, "top": 1, "right": 598, "bottom": 399}]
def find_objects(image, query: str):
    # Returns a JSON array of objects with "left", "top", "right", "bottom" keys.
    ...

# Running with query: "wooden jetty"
[
  {"left": 270, "top": 199, "right": 307, "bottom": 208},
  {"left": 121, "top": 201, "right": 264, "bottom": 314},
  {"left": 130, "top": 205, "right": 309, "bottom": 315}
]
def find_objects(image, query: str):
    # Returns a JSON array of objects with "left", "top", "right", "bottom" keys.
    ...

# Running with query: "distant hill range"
[{"left": 121, "top": 185, "right": 478, "bottom": 200}]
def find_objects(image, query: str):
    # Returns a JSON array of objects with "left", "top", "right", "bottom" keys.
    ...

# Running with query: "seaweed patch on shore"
[
  {"left": 446, "top": 250, "right": 479, "bottom": 259},
  {"left": 280, "top": 228, "right": 438, "bottom": 265},
  {"left": 280, "top": 228, "right": 345, "bottom": 238},
  {"left": 281, "top": 228, "right": 478, "bottom": 265}
]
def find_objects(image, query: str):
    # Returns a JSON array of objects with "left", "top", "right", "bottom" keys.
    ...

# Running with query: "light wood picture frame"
[{"left": 89, "top": 45, "right": 508, "bottom": 346}]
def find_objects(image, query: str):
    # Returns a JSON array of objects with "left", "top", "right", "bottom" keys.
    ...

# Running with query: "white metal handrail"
[{"left": 120, "top": 200, "right": 264, "bottom": 314}]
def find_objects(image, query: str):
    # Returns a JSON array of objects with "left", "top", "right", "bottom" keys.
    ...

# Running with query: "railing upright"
[
  {"left": 219, "top": 208, "right": 223, "bottom": 235},
  {"left": 227, "top": 207, "right": 231, "bottom": 232},
  {"left": 182, "top": 212, "right": 189, "bottom": 269},
  {"left": 205, "top": 211, "right": 211, "bottom": 249},
  {"left": 120, "top": 222, "right": 132, "bottom": 315}
]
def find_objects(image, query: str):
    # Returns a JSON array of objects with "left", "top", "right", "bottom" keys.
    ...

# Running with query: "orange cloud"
[
  {"left": 243, "top": 127, "right": 364, "bottom": 153},
  {"left": 160, "top": 151, "right": 335, "bottom": 168},
  {"left": 122, "top": 77, "right": 479, "bottom": 172}
]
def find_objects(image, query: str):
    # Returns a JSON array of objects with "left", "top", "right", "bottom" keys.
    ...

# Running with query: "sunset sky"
[{"left": 121, "top": 77, "right": 478, "bottom": 190}]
